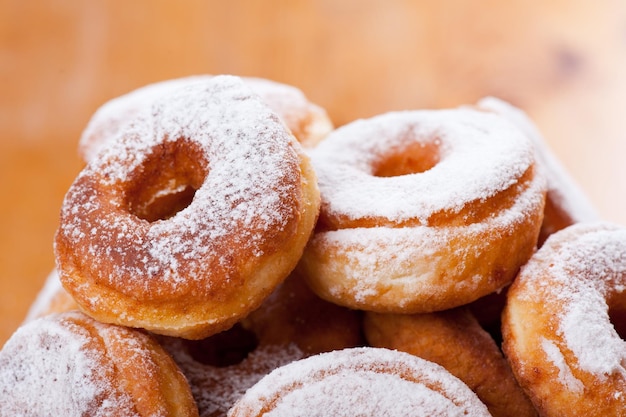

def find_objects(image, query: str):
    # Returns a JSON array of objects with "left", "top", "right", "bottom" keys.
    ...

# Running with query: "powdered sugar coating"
[
  {"left": 515, "top": 222, "right": 626, "bottom": 381},
  {"left": 56, "top": 75, "right": 303, "bottom": 300},
  {"left": 78, "top": 76, "right": 204, "bottom": 162},
  {"left": 0, "top": 312, "right": 137, "bottom": 416},
  {"left": 262, "top": 372, "right": 458, "bottom": 417},
  {"left": 540, "top": 338, "right": 584, "bottom": 393},
  {"left": 164, "top": 340, "right": 305, "bottom": 417},
  {"left": 310, "top": 108, "right": 534, "bottom": 225},
  {"left": 306, "top": 170, "right": 544, "bottom": 308},
  {"left": 228, "top": 347, "right": 491, "bottom": 416},
  {"left": 78, "top": 75, "right": 331, "bottom": 162}
]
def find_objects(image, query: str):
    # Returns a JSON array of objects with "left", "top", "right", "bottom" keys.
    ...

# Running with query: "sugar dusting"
[
  {"left": 79, "top": 76, "right": 210, "bottom": 162},
  {"left": 79, "top": 75, "right": 329, "bottom": 162},
  {"left": 310, "top": 108, "right": 534, "bottom": 224},
  {"left": 57, "top": 75, "right": 302, "bottom": 296},
  {"left": 540, "top": 338, "right": 584, "bottom": 393},
  {"left": 307, "top": 162, "right": 545, "bottom": 305},
  {"left": 0, "top": 312, "right": 137, "bottom": 416},
  {"left": 163, "top": 339, "right": 305, "bottom": 417},
  {"left": 263, "top": 372, "right": 461, "bottom": 417},
  {"left": 229, "top": 347, "right": 491, "bottom": 416},
  {"left": 519, "top": 223, "right": 626, "bottom": 382}
]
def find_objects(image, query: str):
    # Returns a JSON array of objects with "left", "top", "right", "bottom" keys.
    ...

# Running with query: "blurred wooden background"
[{"left": 2, "top": 0, "right": 626, "bottom": 345}]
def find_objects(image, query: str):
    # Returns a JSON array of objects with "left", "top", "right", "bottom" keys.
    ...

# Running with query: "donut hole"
[
  {"left": 372, "top": 140, "right": 440, "bottom": 177},
  {"left": 185, "top": 323, "right": 259, "bottom": 367},
  {"left": 608, "top": 305, "right": 626, "bottom": 340},
  {"left": 126, "top": 139, "right": 207, "bottom": 222}
]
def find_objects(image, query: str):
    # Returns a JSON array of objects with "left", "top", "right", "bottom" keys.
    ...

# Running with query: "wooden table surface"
[{"left": 2, "top": 0, "right": 626, "bottom": 346}]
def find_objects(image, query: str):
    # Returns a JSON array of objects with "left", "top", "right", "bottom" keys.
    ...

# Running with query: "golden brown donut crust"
[
  {"left": 240, "top": 271, "right": 364, "bottom": 354},
  {"left": 364, "top": 309, "right": 537, "bottom": 417}
]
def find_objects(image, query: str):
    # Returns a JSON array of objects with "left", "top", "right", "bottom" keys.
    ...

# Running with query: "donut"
[
  {"left": 23, "top": 268, "right": 78, "bottom": 322},
  {"left": 298, "top": 107, "right": 546, "bottom": 313},
  {"left": 0, "top": 311, "right": 198, "bottom": 416},
  {"left": 238, "top": 271, "right": 364, "bottom": 355},
  {"left": 159, "top": 272, "right": 364, "bottom": 417},
  {"left": 364, "top": 308, "right": 537, "bottom": 417},
  {"left": 502, "top": 222, "right": 626, "bottom": 417},
  {"left": 78, "top": 75, "right": 333, "bottom": 162},
  {"left": 54, "top": 75, "right": 321, "bottom": 339},
  {"left": 476, "top": 97, "right": 599, "bottom": 245},
  {"left": 227, "top": 347, "right": 492, "bottom": 416}
]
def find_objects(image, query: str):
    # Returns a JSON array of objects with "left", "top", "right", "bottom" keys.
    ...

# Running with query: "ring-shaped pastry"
[
  {"left": 0, "top": 311, "right": 198, "bottom": 416},
  {"left": 299, "top": 108, "right": 546, "bottom": 313},
  {"left": 502, "top": 222, "right": 626, "bottom": 417},
  {"left": 54, "top": 75, "right": 320, "bottom": 339}
]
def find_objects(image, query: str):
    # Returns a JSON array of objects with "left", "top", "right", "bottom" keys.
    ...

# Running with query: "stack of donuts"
[{"left": 1, "top": 74, "right": 624, "bottom": 417}]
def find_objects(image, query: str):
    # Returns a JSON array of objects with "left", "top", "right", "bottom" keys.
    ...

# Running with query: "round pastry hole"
[
  {"left": 126, "top": 139, "right": 207, "bottom": 222},
  {"left": 134, "top": 184, "right": 197, "bottom": 222},
  {"left": 373, "top": 140, "right": 440, "bottom": 177},
  {"left": 185, "top": 324, "right": 259, "bottom": 367},
  {"left": 609, "top": 305, "right": 626, "bottom": 340}
]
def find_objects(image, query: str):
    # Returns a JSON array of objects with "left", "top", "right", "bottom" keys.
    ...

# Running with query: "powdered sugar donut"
[
  {"left": 78, "top": 75, "right": 332, "bottom": 162},
  {"left": 476, "top": 97, "right": 599, "bottom": 245},
  {"left": 54, "top": 75, "right": 320, "bottom": 339},
  {"left": 0, "top": 311, "right": 198, "bottom": 416},
  {"left": 299, "top": 108, "right": 546, "bottom": 313},
  {"left": 502, "top": 222, "right": 626, "bottom": 417},
  {"left": 228, "top": 347, "right": 492, "bottom": 416}
]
